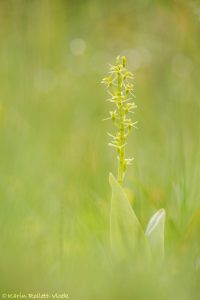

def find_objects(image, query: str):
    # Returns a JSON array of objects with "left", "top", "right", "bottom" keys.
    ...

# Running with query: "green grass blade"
[{"left": 109, "top": 173, "right": 150, "bottom": 261}]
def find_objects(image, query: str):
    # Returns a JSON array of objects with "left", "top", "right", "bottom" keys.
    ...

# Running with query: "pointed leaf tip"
[{"left": 145, "top": 209, "right": 165, "bottom": 236}]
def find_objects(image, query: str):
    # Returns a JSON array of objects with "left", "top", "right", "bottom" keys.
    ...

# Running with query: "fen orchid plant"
[
  {"left": 102, "top": 56, "right": 137, "bottom": 184},
  {"left": 102, "top": 56, "right": 166, "bottom": 262}
]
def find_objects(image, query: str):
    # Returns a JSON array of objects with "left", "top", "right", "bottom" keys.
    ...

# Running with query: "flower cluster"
[{"left": 102, "top": 56, "right": 137, "bottom": 184}]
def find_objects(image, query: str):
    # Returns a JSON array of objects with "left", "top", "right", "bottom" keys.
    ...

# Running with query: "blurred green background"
[{"left": 1, "top": 0, "right": 200, "bottom": 299}]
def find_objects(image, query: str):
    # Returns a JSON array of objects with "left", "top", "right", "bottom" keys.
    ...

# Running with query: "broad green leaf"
[
  {"left": 145, "top": 209, "right": 166, "bottom": 260},
  {"left": 109, "top": 173, "right": 150, "bottom": 261}
]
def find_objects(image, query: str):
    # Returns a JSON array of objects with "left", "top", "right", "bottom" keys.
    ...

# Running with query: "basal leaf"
[
  {"left": 145, "top": 209, "right": 166, "bottom": 260},
  {"left": 109, "top": 173, "right": 150, "bottom": 261}
]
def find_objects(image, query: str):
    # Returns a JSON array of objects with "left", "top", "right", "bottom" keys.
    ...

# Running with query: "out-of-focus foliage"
[{"left": 0, "top": 0, "right": 200, "bottom": 299}]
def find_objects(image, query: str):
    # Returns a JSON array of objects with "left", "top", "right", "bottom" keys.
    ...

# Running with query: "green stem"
[{"left": 117, "top": 71, "right": 125, "bottom": 184}]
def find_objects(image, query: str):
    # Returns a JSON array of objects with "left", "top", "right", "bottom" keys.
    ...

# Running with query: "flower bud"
[{"left": 122, "top": 56, "right": 126, "bottom": 67}]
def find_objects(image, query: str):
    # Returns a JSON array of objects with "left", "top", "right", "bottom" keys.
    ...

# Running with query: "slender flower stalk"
[{"left": 102, "top": 56, "right": 137, "bottom": 185}]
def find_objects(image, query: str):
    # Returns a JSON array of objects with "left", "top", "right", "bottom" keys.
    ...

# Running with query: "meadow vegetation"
[{"left": 0, "top": 1, "right": 200, "bottom": 299}]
